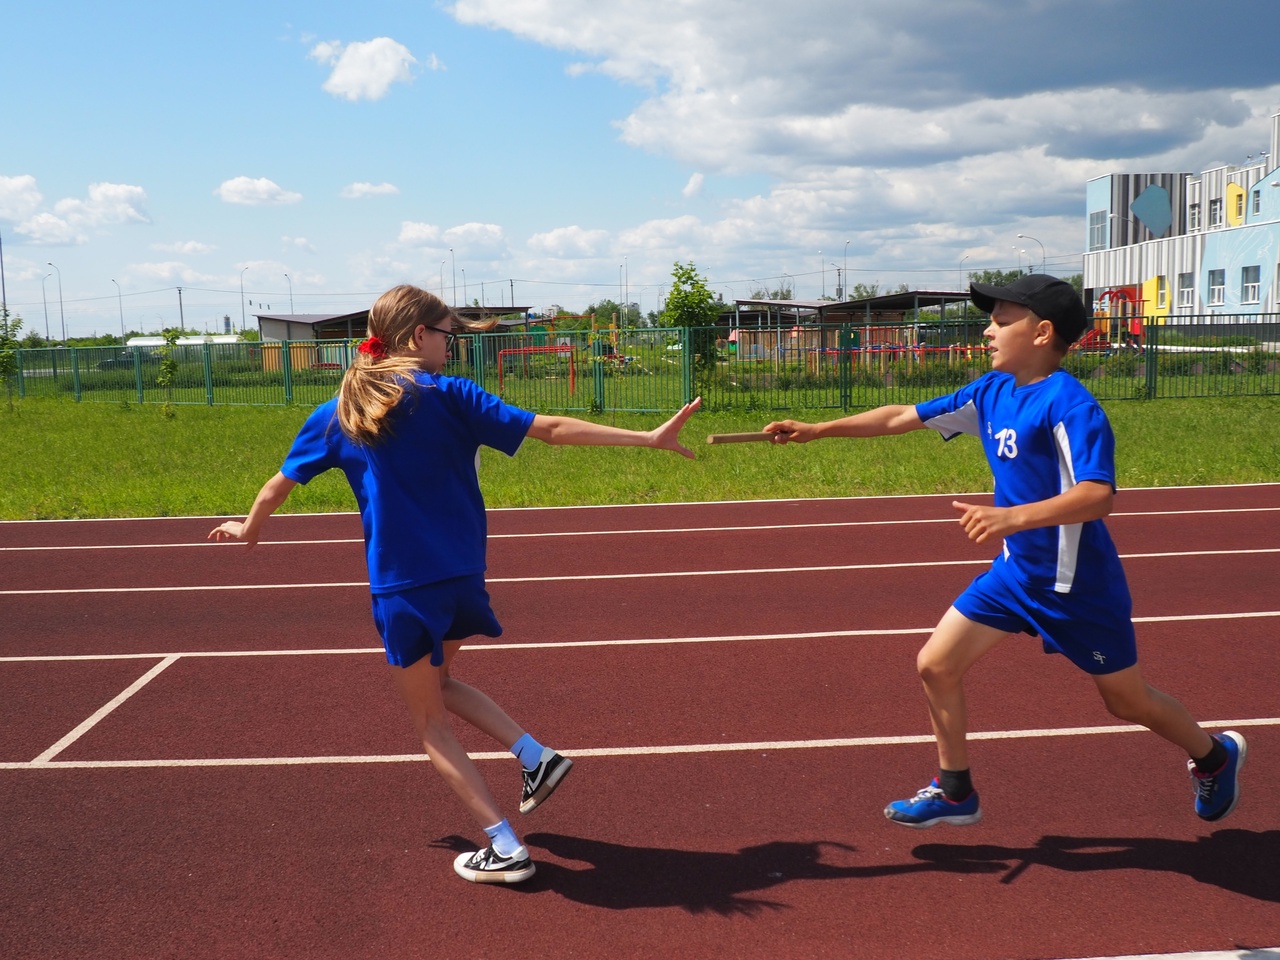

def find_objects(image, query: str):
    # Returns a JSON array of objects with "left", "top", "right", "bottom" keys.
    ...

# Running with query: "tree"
[
  {"left": 156, "top": 328, "right": 180, "bottom": 419},
  {"left": 661, "top": 261, "right": 722, "bottom": 378},
  {"left": 849, "top": 282, "right": 880, "bottom": 300},
  {"left": 0, "top": 305, "right": 24, "bottom": 413},
  {"left": 967, "top": 268, "right": 1024, "bottom": 287}
]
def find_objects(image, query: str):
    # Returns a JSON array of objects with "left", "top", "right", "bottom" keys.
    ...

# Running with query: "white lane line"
[
  {"left": 1058, "top": 951, "right": 1280, "bottom": 960},
  {"left": 3, "top": 481, "right": 1276, "bottom": 524},
  {"left": 3, "top": 547, "right": 1278, "bottom": 596},
  {"left": 5, "top": 506, "right": 1277, "bottom": 551},
  {"left": 3, "top": 717, "right": 1275, "bottom": 771},
  {"left": 29, "top": 656, "right": 179, "bottom": 764},
  {"left": 3, "top": 611, "right": 1279, "bottom": 664}
]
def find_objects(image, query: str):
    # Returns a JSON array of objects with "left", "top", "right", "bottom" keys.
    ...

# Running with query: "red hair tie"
[{"left": 358, "top": 336, "right": 388, "bottom": 358}]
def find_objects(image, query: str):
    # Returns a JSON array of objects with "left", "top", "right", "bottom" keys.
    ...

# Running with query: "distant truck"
[
  {"left": 96, "top": 335, "right": 243, "bottom": 371},
  {"left": 96, "top": 347, "right": 163, "bottom": 370}
]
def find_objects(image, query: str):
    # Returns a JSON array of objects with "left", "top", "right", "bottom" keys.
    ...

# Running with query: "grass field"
[{"left": 1, "top": 395, "right": 1277, "bottom": 520}]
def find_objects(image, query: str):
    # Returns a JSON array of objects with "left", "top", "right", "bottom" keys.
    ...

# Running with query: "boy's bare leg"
[
  {"left": 916, "top": 607, "right": 1010, "bottom": 771},
  {"left": 1091, "top": 664, "right": 1214, "bottom": 757}
]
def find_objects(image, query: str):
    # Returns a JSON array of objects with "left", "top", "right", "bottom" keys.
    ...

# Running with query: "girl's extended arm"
[
  {"left": 526, "top": 397, "right": 701, "bottom": 460},
  {"left": 207, "top": 471, "right": 298, "bottom": 549},
  {"left": 764, "top": 404, "right": 925, "bottom": 443}
]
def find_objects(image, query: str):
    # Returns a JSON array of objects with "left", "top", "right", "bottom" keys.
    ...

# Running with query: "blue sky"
[{"left": 2, "top": 0, "right": 1279, "bottom": 338}]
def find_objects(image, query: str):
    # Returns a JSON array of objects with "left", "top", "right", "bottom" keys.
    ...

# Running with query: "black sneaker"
[
  {"left": 452, "top": 845, "right": 535, "bottom": 883},
  {"left": 519, "top": 749, "right": 573, "bottom": 814}
]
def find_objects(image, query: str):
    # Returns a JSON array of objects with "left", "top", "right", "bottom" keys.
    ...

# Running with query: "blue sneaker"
[
  {"left": 1189, "top": 730, "right": 1247, "bottom": 822},
  {"left": 884, "top": 777, "right": 983, "bottom": 828}
]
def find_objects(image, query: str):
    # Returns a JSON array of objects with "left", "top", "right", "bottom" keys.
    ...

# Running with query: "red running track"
[{"left": 1, "top": 484, "right": 1278, "bottom": 960}]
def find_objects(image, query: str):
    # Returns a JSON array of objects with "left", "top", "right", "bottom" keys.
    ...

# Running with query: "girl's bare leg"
[{"left": 389, "top": 654, "right": 505, "bottom": 828}]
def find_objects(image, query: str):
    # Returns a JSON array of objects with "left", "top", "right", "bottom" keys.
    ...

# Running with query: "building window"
[
  {"left": 1208, "top": 269, "right": 1225, "bottom": 305},
  {"left": 1233, "top": 193, "right": 1245, "bottom": 221},
  {"left": 1156, "top": 275, "right": 1167, "bottom": 309},
  {"left": 1188, "top": 203, "right": 1201, "bottom": 231},
  {"left": 1209, "top": 198, "right": 1223, "bottom": 228},
  {"left": 1088, "top": 210, "right": 1108, "bottom": 251},
  {"left": 1253, "top": 190, "right": 1262, "bottom": 216},
  {"left": 1242, "top": 265, "right": 1261, "bottom": 303},
  {"left": 1177, "top": 273, "right": 1194, "bottom": 307}
]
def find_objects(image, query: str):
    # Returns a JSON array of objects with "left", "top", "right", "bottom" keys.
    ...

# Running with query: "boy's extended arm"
[
  {"left": 764, "top": 404, "right": 924, "bottom": 443},
  {"left": 207, "top": 471, "right": 298, "bottom": 549},
  {"left": 526, "top": 397, "right": 701, "bottom": 459},
  {"left": 952, "top": 479, "right": 1113, "bottom": 544}
]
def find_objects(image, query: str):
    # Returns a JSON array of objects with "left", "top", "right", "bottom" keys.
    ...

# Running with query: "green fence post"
[
  {"left": 203, "top": 343, "right": 215, "bottom": 405},
  {"left": 281, "top": 339, "right": 294, "bottom": 404},
  {"left": 134, "top": 350, "right": 145, "bottom": 404},
  {"left": 71, "top": 347, "right": 82, "bottom": 402},
  {"left": 681, "top": 326, "right": 693, "bottom": 405},
  {"left": 1144, "top": 323, "right": 1158, "bottom": 399},
  {"left": 839, "top": 323, "right": 852, "bottom": 411},
  {"left": 591, "top": 337, "right": 606, "bottom": 411}
]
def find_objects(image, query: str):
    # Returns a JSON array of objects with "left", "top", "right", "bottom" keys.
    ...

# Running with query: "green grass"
[{"left": 1, "top": 395, "right": 1277, "bottom": 519}]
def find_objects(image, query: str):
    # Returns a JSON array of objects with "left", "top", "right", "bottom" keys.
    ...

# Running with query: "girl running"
[{"left": 210, "top": 284, "right": 700, "bottom": 883}]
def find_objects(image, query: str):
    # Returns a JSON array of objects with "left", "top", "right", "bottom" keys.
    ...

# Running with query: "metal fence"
[{"left": 12, "top": 315, "right": 1280, "bottom": 412}]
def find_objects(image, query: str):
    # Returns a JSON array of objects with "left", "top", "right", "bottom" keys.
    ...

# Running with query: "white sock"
[{"left": 483, "top": 819, "right": 524, "bottom": 859}]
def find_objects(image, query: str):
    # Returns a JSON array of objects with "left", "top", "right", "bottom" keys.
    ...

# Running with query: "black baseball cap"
[{"left": 969, "top": 274, "right": 1088, "bottom": 344}]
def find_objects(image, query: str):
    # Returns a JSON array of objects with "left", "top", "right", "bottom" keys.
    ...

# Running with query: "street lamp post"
[
  {"left": 111, "top": 279, "right": 125, "bottom": 339},
  {"left": 843, "top": 240, "right": 850, "bottom": 300},
  {"left": 41, "top": 273, "right": 51, "bottom": 340},
  {"left": 46, "top": 262, "right": 65, "bottom": 342},
  {"left": 450, "top": 248, "right": 456, "bottom": 305},
  {"left": 819, "top": 250, "right": 824, "bottom": 299},
  {"left": 829, "top": 263, "right": 841, "bottom": 300},
  {"left": 283, "top": 273, "right": 293, "bottom": 313},
  {"left": 1017, "top": 234, "right": 1045, "bottom": 273}
]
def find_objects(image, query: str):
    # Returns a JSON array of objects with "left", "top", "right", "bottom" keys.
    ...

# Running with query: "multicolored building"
[{"left": 1083, "top": 111, "right": 1280, "bottom": 336}]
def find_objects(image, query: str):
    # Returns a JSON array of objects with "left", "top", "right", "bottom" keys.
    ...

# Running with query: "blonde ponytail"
[{"left": 336, "top": 285, "right": 457, "bottom": 446}]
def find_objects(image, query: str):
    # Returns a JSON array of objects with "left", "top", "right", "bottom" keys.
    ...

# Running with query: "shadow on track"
[
  {"left": 434, "top": 832, "right": 1007, "bottom": 914},
  {"left": 912, "top": 829, "right": 1280, "bottom": 901}
]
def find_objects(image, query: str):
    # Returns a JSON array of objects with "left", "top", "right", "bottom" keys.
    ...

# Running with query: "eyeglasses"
[{"left": 423, "top": 326, "right": 457, "bottom": 348}]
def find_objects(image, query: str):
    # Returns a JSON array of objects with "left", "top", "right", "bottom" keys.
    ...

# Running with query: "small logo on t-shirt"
[{"left": 1093, "top": 651, "right": 1107, "bottom": 665}]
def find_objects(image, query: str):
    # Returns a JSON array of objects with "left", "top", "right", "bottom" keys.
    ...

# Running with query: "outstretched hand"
[
  {"left": 651, "top": 396, "right": 702, "bottom": 459},
  {"left": 208, "top": 520, "right": 258, "bottom": 550}
]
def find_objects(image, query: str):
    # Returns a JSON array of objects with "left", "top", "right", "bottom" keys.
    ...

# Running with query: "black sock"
[
  {"left": 938, "top": 768, "right": 973, "bottom": 802},
  {"left": 1192, "top": 737, "right": 1226, "bottom": 775}
]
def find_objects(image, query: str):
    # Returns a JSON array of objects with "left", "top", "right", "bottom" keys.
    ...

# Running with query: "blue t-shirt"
[
  {"left": 915, "top": 369, "right": 1126, "bottom": 595},
  {"left": 281, "top": 372, "right": 535, "bottom": 594}
]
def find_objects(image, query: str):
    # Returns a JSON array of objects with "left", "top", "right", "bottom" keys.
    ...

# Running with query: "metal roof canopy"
[{"left": 730, "top": 290, "right": 970, "bottom": 323}]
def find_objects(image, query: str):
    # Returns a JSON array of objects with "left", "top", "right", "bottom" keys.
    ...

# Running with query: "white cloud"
[
  {"left": 341, "top": 181, "right": 400, "bottom": 199},
  {"left": 283, "top": 236, "right": 316, "bottom": 253},
  {"left": 398, "top": 221, "right": 442, "bottom": 246},
  {"left": 681, "top": 173, "right": 704, "bottom": 199},
  {"left": 215, "top": 177, "right": 302, "bottom": 206},
  {"left": 153, "top": 240, "right": 215, "bottom": 255},
  {"left": 0, "top": 175, "right": 42, "bottom": 221},
  {"left": 309, "top": 37, "right": 417, "bottom": 102},
  {"left": 11, "top": 181, "right": 149, "bottom": 245},
  {"left": 443, "top": 222, "right": 508, "bottom": 258},
  {"left": 527, "top": 225, "right": 610, "bottom": 258}
]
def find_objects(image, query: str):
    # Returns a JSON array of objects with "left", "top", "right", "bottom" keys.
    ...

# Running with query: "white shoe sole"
[
  {"left": 520, "top": 756, "right": 574, "bottom": 814},
  {"left": 453, "top": 851, "right": 536, "bottom": 883}
]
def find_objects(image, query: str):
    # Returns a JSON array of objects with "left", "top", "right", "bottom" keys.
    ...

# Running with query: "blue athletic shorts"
[
  {"left": 369, "top": 574, "right": 503, "bottom": 669},
  {"left": 952, "top": 554, "right": 1137, "bottom": 675}
]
